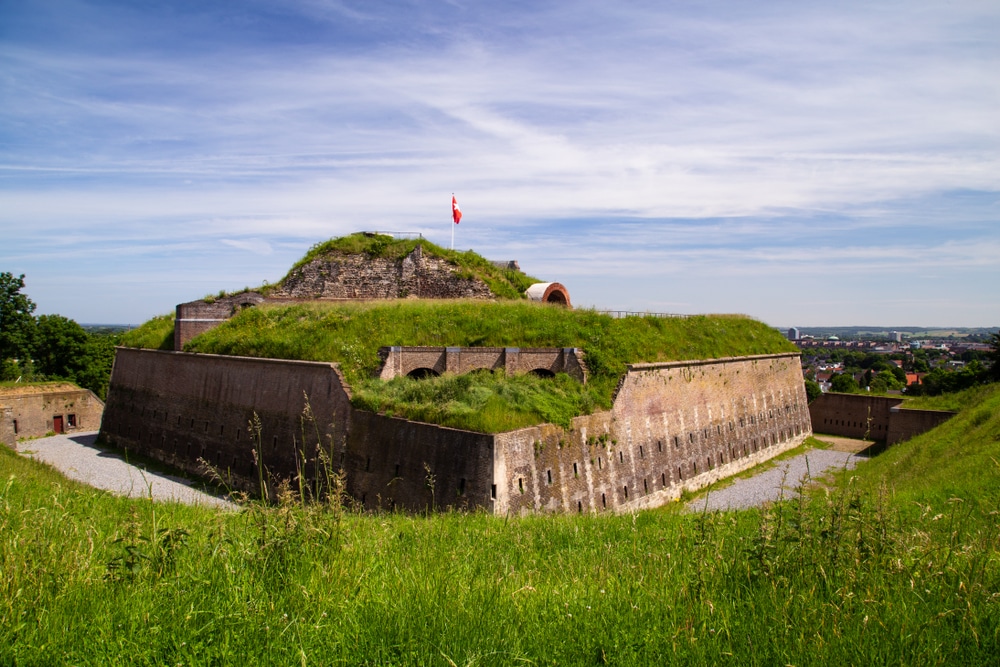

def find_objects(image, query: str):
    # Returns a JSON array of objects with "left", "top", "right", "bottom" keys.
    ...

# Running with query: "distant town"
[{"left": 784, "top": 326, "right": 996, "bottom": 396}]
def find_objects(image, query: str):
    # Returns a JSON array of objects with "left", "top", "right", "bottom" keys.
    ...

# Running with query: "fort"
[
  {"left": 99, "top": 232, "right": 814, "bottom": 513},
  {"left": 101, "top": 348, "right": 810, "bottom": 513}
]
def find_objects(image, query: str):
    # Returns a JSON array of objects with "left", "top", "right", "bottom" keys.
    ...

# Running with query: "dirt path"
[{"left": 13, "top": 431, "right": 236, "bottom": 509}]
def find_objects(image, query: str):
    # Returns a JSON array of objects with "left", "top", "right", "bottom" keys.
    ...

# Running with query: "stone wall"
[
  {"left": 101, "top": 348, "right": 812, "bottom": 514},
  {"left": 345, "top": 410, "right": 496, "bottom": 512},
  {"left": 887, "top": 405, "right": 955, "bottom": 445},
  {"left": 377, "top": 346, "right": 587, "bottom": 382},
  {"left": 808, "top": 393, "right": 954, "bottom": 444},
  {"left": 270, "top": 246, "right": 495, "bottom": 301},
  {"left": 101, "top": 348, "right": 352, "bottom": 493},
  {"left": 0, "top": 384, "right": 105, "bottom": 441},
  {"left": 493, "top": 353, "right": 812, "bottom": 514},
  {"left": 0, "top": 407, "right": 14, "bottom": 447}
]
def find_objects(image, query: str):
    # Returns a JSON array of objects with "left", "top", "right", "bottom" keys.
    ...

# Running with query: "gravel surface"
[
  {"left": 687, "top": 448, "right": 864, "bottom": 512},
  {"left": 14, "top": 431, "right": 236, "bottom": 509}
]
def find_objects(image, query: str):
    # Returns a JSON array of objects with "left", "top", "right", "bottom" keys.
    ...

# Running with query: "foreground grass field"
[{"left": 2, "top": 385, "right": 998, "bottom": 664}]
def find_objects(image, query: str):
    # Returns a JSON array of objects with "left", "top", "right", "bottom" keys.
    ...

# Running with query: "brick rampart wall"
[
  {"left": 808, "top": 394, "right": 899, "bottom": 440},
  {"left": 808, "top": 393, "right": 954, "bottom": 444},
  {"left": 0, "top": 407, "right": 13, "bottom": 447},
  {"left": 101, "top": 349, "right": 812, "bottom": 514},
  {"left": 0, "top": 387, "right": 104, "bottom": 441},
  {"left": 887, "top": 406, "right": 955, "bottom": 444},
  {"left": 494, "top": 353, "right": 812, "bottom": 514},
  {"left": 377, "top": 346, "right": 587, "bottom": 382},
  {"left": 100, "top": 348, "right": 352, "bottom": 492},
  {"left": 345, "top": 410, "right": 495, "bottom": 512}
]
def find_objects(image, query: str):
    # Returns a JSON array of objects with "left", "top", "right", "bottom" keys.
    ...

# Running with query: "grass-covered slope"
[
  {"left": 2, "top": 386, "right": 997, "bottom": 664},
  {"left": 850, "top": 383, "right": 1000, "bottom": 511},
  {"left": 181, "top": 300, "right": 794, "bottom": 431},
  {"left": 120, "top": 314, "right": 175, "bottom": 350}
]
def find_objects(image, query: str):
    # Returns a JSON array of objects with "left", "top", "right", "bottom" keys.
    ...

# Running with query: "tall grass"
[
  {"left": 2, "top": 385, "right": 999, "bottom": 664},
  {"left": 182, "top": 300, "right": 793, "bottom": 431}
]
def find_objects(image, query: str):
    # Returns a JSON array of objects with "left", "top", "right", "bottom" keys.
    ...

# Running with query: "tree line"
[{"left": 1, "top": 272, "right": 118, "bottom": 399}]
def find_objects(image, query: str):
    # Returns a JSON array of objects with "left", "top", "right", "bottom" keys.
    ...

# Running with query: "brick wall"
[
  {"left": 0, "top": 407, "right": 13, "bottom": 447},
  {"left": 0, "top": 385, "right": 104, "bottom": 441},
  {"left": 887, "top": 406, "right": 954, "bottom": 444},
  {"left": 808, "top": 393, "right": 954, "bottom": 444},
  {"left": 494, "top": 353, "right": 812, "bottom": 514},
  {"left": 101, "top": 348, "right": 813, "bottom": 514},
  {"left": 101, "top": 348, "right": 352, "bottom": 493},
  {"left": 345, "top": 410, "right": 495, "bottom": 512},
  {"left": 377, "top": 346, "right": 587, "bottom": 382}
]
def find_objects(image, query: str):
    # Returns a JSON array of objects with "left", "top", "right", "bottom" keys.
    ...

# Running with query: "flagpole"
[{"left": 451, "top": 193, "right": 455, "bottom": 250}]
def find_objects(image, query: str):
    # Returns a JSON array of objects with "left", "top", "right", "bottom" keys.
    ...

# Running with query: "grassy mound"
[
  {"left": 120, "top": 314, "right": 175, "bottom": 350},
  {"left": 179, "top": 300, "right": 794, "bottom": 430},
  {"left": 2, "top": 386, "right": 998, "bottom": 664},
  {"left": 273, "top": 233, "right": 541, "bottom": 300}
]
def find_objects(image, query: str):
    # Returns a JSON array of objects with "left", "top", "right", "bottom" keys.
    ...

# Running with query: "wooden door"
[{"left": 53, "top": 415, "right": 64, "bottom": 434}]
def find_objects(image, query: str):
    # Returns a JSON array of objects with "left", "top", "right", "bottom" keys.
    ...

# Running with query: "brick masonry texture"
[
  {"left": 0, "top": 385, "right": 104, "bottom": 445},
  {"left": 101, "top": 348, "right": 352, "bottom": 491},
  {"left": 809, "top": 393, "right": 955, "bottom": 444},
  {"left": 377, "top": 346, "right": 587, "bottom": 382},
  {"left": 494, "top": 353, "right": 812, "bottom": 514},
  {"left": 101, "top": 349, "right": 812, "bottom": 514}
]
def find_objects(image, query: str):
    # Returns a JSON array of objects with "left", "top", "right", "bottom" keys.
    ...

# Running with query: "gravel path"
[
  {"left": 14, "top": 431, "right": 236, "bottom": 509},
  {"left": 687, "top": 448, "right": 864, "bottom": 512}
]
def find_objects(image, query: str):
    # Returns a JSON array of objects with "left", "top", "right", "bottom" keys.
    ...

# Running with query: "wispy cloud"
[{"left": 1, "top": 0, "right": 997, "bottom": 325}]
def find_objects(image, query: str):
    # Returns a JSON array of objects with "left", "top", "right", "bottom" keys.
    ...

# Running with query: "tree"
[
  {"left": 830, "top": 372, "right": 859, "bottom": 393},
  {"left": 34, "top": 315, "right": 117, "bottom": 399},
  {"left": 804, "top": 379, "right": 822, "bottom": 403},
  {"left": 988, "top": 330, "right": 1000, "bottom": 382},
  {"left": 0, "top": 272, "right": 37, "bottom": 372},
  {"left": 35, "top": 314, "right": 91, "bottom": 380}
]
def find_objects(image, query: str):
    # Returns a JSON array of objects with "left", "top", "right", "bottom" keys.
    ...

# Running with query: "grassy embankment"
[
  {"left": 270, "top": 234, "right": 542, "bottom": 301},
  {"left": 123, "top": 301, "right": 793, "bottom": 432},
  {"left": 2, "top": 384, "right": 998, "bottom": 664}
]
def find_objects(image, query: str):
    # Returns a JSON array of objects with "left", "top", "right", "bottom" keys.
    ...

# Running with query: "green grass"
[
  {"left": 848, "top": 382, "right": 1000, "bottom": 511},
  {"left": 120, "top": 314, "right": 175, "bottom": 351},
  {"left": 182, "top": 300, "right": 794, "bottom": 431},
  {"left": 2, "top": 387, "right": 999, "bottom": 664},
  {"left": 898, "top": 383, "right": 994, "bottom": 412}
]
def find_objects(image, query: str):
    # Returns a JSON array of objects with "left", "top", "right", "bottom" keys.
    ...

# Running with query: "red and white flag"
[{"left": 452, "top": 195, "right": 462, "bottom": 225}]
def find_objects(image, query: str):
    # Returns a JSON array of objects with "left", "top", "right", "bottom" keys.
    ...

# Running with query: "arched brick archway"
[
  {"left": 407, "top": 367, "right": 441, "bottom": 379},
  {"left": 525, "top": 282, "right": 571, "bottom": 308}
]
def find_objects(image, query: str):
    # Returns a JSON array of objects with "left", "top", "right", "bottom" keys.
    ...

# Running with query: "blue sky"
[{"left": 2, "top": 1, "right": 998, "bottom": 328}]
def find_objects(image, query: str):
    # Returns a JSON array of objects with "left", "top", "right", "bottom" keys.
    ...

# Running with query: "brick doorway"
[{"left": 53, "top": 415, "right": 64, "bottom": 434}]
